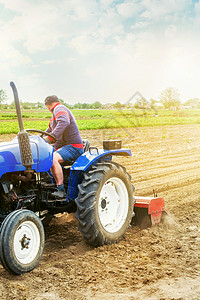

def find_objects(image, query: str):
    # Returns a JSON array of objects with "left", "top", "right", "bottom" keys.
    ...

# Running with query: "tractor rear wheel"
[
  {"left": 75, "top": 161, "right": 134, "bottom": 246},
  {"left": 0, "top": 209, "right": 45, "bottom": 275}
]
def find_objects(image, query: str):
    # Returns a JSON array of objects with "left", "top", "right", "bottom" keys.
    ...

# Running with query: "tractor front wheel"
[
  {"left": 0, "top": 209, "right": 45, "bottom": 275},
  {"left": 75, "top": 162, "right": 134, "bottom": 246}
]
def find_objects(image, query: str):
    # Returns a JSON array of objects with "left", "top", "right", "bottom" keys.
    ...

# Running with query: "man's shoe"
[{"left": 52, "top": 189, "right": 67, "bottom": 199}]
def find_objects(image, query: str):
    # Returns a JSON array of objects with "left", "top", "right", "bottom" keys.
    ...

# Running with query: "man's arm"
[
  {"left": 46, "top": 127, "right": 51, "bottom": 133},
  {"left": 43, "top": 122, "right": 53, "bottom": 144},
  {"left": 51, "top": 108, "right": 70, "bottom": 140}
]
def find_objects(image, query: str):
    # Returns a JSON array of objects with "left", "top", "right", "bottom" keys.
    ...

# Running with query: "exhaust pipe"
[{"left": 10, "top": 81, "right": 33, "bottom": 171}]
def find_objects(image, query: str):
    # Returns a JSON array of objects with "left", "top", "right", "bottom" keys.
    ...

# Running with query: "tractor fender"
[
  {"left": 70, "top": 148, "right": 132, "bottom": 172},
  {"left": 66, "top": 148, "right": 132, "bottom": 202}
]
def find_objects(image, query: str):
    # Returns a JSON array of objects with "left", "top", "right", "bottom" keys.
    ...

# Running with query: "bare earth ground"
[{"left": 0, "top": 124, "right": 200, "bottom": 300}]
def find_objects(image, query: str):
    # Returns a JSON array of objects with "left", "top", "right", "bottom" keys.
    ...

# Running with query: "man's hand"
[{"left": 43, "top": 136, "right": 53, "bottom": 144}]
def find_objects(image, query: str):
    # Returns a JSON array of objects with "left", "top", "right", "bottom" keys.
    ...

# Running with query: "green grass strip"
[{"left": 1, "top": 115, "right": 200, "bottom": 135}]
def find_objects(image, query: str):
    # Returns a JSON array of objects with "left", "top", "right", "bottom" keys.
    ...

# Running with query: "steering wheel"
[{"left": 26, "top": 129, "right": 56, "bottom": 143}]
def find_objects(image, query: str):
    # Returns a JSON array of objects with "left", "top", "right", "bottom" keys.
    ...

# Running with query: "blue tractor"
[{"left": 0, "top": 82, "right": 135, "bottom": 275}]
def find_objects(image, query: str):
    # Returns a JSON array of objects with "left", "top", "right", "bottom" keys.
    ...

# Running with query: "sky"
[{"left": 0, "top": 0, "right": 200, "bottom": 104}]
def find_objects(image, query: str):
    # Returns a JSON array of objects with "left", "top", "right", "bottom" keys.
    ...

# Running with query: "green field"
[{"left": 0, "top": 108, "right": 200, "bottom": 134}]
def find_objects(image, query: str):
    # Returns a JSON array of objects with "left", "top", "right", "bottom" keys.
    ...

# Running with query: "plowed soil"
[{"left": 0, "top": 124, "right": 200, "bottom": 300}]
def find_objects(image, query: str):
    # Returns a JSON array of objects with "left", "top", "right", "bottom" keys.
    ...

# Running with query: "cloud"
[
  {"left": 0, "top": 36, "right": 32, "bottom": 68},
  {"left": 42, "top": 59, "right": 59, "bottom": 65},
  {"left": 100, "top": 0, "right": 115, "bottom": 7},
  {"left": 0, "top": 0, "right": 200, "bottom": 103},
  {"left": 116, "top": 1, "right": 143, "bottom": 19},
  {"left": 97, "top": 8, "right": 124, "bottom": 39},
  {"left": 67, "top": 34, "right": 105, "bottom": 55},
  {"left": 0, "top": 2, "right": 63, "bottom": 53},
  {"left": 164, "top": 24, "right": 177, "bottom": 38},
  {"left": 0, "top": 0, "right": 29, "bottom": 13},
  {"left": 141, "top": 0, "right": 192, "bottom": 21},
  {"left": 62, "top": 0, "right": 98, "bottom": 21},
  {"left": 85, "top": 65, "right": 103, "bottom": 77},
  {"left": 0, "top": 0, "right": 101, "bottom": 54}
]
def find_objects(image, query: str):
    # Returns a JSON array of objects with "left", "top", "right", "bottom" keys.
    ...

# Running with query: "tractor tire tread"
[{"left": 75, "top": 161, "right": 134, "bottom": 247}]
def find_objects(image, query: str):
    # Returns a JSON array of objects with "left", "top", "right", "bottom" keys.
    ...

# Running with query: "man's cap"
[{"left": 45, "top": 95, "right": 59, "bottom": 105}]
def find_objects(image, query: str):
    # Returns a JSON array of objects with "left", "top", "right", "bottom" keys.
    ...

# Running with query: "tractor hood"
[{"left": 0, "top": 135, "right": 53, "bottom": 178}]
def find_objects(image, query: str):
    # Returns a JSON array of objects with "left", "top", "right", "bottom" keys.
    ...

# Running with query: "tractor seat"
[{"left": 61, "top": 139, "right": 90, "bottom": 167}]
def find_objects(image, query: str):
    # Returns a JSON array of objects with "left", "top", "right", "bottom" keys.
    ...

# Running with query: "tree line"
[{"left": 0, "top": 87, "right": 199, "bottom": 110}]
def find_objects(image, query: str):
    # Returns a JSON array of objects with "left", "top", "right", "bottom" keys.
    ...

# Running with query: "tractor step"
[
  {"left": 42, "top": 183, "right": 56, "bottom": 188},
  {"left": 46, "top": 199, "right": 77, "bottom": 213},
  {"left": 134, "top": 196, "right": 167, "bottom": 227},
  {"left": 47, "top": 198, "right": 67, "bottom": 204}
]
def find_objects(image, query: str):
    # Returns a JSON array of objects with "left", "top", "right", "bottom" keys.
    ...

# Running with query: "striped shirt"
[{"left": 46, "top": 103, "right": 83, "bottom": 150}]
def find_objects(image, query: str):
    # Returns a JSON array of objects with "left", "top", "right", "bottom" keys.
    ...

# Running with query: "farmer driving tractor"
[{"left": 44, "top": 95, "right": 84, "bottom": 198}]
